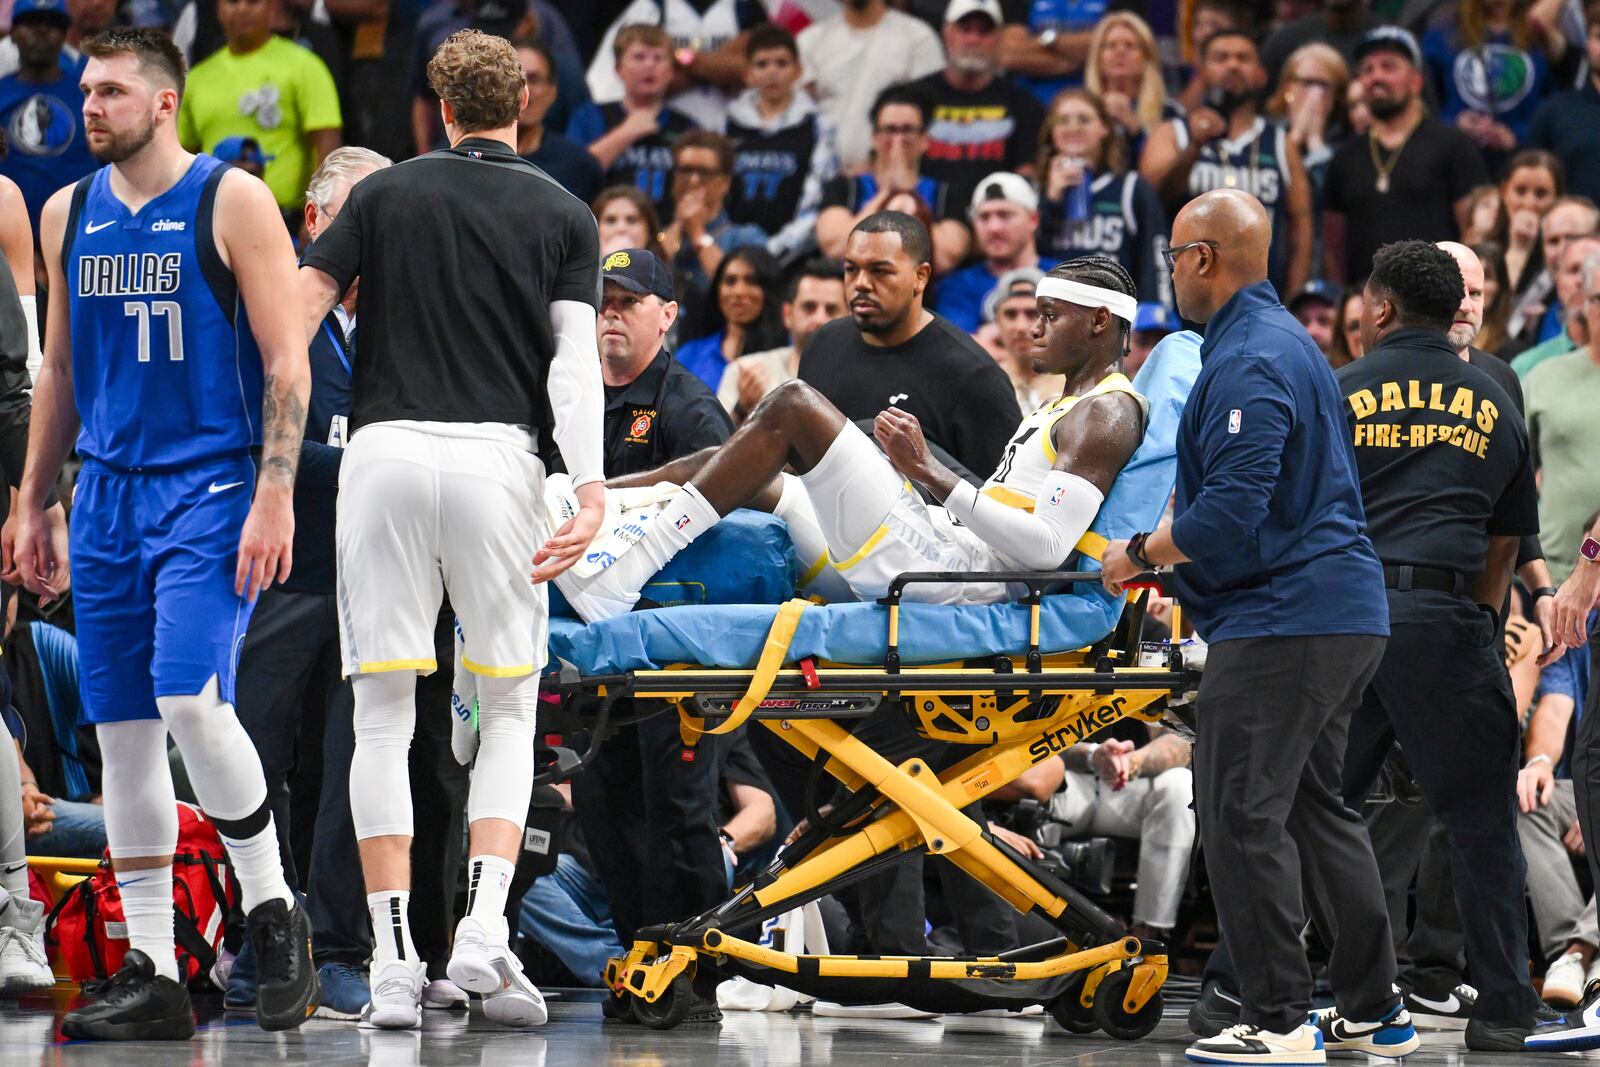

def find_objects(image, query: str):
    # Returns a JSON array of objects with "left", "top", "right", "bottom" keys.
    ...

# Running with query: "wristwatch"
[
  {"left": 1582, "top": 536, "right": 1600, "bottom": 564},
  {"left": 1126, "top": 531, "right": 1154, "bottom": 571}
]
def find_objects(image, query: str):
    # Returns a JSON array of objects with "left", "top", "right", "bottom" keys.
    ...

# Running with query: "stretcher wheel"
[
  {"left": 1091, "top": 966, "right": 1162, "bottom": 1040},
  {"left": 632, "top": 974, "right": 694, "bottom": 1030},
  {"left": 1047, "top": 971, "right": 1099, "bottom": 1034}
]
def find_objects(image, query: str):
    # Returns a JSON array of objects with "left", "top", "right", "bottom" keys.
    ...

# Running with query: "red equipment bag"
[{"left": 43, "top": 803, "right": 239, "bottom": 987}]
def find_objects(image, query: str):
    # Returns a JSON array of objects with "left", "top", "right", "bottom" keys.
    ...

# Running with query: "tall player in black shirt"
[
  {"left": 298, "top": 31, "right": 606, "bottom": 1032},
  {"left": 1333, "top": 241, "right": 1543, "bottom": 1052}
]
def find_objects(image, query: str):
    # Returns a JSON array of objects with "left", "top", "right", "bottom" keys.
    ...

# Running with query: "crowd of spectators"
[{"left": 4, "top": 0, "right": 1600, "bottom": 1024}]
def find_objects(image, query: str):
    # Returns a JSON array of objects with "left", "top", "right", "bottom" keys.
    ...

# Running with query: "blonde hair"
[
  {"left": 1083, "top": 12, "right": 1166, "bottom": 132},
  {"left": 1265, "top": 43, "right": 1349, "bottom": 126},
  {"left": 427, "top": 30, "right": 524, "bottom": 133}
]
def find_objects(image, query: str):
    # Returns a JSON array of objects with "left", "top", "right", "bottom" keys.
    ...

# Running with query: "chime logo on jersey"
[
  {"left": 1228, "top": 409, "right": 1242, "bottom": 434},
  {"left": 77, "top": 252, "right": 182, "bottom": 297},
  {"left": 1346, "top": 380, "right": 1502, "bottom": 458}
]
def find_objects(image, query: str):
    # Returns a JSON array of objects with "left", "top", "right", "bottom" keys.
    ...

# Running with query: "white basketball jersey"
[{"left": 978, "top": 372, "right": 1146, "bottom": 510}]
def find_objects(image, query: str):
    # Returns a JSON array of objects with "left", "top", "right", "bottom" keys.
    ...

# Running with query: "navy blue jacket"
[
  {"left": 281, "top": 309, "right": 351, "bottom": 595},
  {"left": 1169, "top": 281, "right": 1388, "bottom": 642}
]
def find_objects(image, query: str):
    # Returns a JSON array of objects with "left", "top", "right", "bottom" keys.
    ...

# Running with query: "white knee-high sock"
[
  {"left": 96, "top": 720, "right": 181, "bottom": 980},
  {"left": 157, "top": 678, "right": 291, "bottom": 913},
  {"left": 350, "top": 671, "right": 418, "bottom": 840},
  {"left": 465, "top": 855, "right": 516, "bottom": 924}
]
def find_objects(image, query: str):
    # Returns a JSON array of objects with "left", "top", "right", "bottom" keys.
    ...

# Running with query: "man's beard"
[
  {"left": 1446, "top": 323, "right": 1475, "bottom": 351},
  {"left": 1367, "top": 93, "right": 1409, "bottom": 120},
  {"left": 89, "top": 118, "right": 156, "bottom": 163},
  {"left": 950, "top": 49, "right": 993, "bottom": 77}
]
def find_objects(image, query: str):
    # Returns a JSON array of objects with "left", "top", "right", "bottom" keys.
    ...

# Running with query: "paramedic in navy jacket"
[{"left": 1101, "top": 189, "right": 1407, "bottom": 1065}]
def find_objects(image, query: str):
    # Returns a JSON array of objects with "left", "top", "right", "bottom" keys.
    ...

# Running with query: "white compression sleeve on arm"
[
  {"left": 20, "top": 295, "right": 39, "bottom": 393},
  {"left": 944, "top": 471, "right": 1104, "bottom": 571},
  {"left": 547, "top": 299, "right": 606, "bottom": 489}
]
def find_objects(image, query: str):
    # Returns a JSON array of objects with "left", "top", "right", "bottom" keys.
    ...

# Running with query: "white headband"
[{"left": 1035, "top": 276, "right": 1138, "bottom": 324}]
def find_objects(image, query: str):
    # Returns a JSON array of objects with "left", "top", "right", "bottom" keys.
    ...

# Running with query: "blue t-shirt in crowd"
[
  {"left": 674, "top": 330, "right": 727, "bottom": 393},
  {"left": 0, "top": 65, "right": 99, "bottom": 231},
  {"left": 1018, "top": 0, "right": 1106, "bottom": 105},
  {"left": 1538, "top": 609, "right": 1597, "bottom": 779},
  {"left": 1421, "top": 25, "right": 1551, "bottom": 143},
  {"left": 1169, "top": 281, "right": 1388, "bottom": 643},
  {"left": 933, "top": 256, "right": 1062, "bottom": 334}
]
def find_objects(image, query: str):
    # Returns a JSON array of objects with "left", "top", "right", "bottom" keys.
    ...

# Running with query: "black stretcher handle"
[{"left": 880, "top": 570, "right": 1104, "bottom": 605}]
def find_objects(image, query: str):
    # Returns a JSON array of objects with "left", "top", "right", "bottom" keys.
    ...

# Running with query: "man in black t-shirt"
[
  {"left": 907, "top": 0, "right": 1044, "bottom": 212},
  {"left": 1324, "top": 28, "right": 1489, "bottom": 284},
  {"left": 1335, "top": 241, "right": 1543, "bottom": 1050},
  {"left": 298, "top": 30, "right": 606, "bottom": 1031}
]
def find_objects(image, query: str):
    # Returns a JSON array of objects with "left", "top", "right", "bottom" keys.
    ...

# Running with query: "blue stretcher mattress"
[{"left": 549, "top": 332, "right": 1203, "bottom": 675}]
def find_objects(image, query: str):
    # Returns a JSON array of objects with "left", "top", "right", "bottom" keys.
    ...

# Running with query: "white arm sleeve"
[
  {"left": 944, "top": 470, "right": 1105, "bottom": 571},
  {"left": 547, "top": 299, "right": 606, "bottom": 490},
  {"left": 20, "top": 295, "right": 40, "bottom": 393}
]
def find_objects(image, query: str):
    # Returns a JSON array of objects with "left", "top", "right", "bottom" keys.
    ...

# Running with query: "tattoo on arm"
[
  {"left": 1136, "top": 730, "right": 1192, "bottom": 779},
  {"left": 260, "top": 372, "right": 307, "bottom": 487}
]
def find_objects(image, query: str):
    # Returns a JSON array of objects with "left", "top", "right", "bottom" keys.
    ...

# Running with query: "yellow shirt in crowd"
[{"left": 177, "top": 36, "right": 342, "bottom": 210}]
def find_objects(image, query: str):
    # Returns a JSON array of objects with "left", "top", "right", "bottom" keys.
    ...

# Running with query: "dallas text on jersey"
[{"left": 77, "top": 252, "right": 182, "bottom": 297}]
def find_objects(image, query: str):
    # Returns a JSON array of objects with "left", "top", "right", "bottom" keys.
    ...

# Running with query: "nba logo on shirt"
[
  {"left": 1228, "top": 409, "right": 1243, "bottom": 434},
  {"left": 1049, "top": 486, "right": 1066, "bottom": 506},
  {"left": 675, "top": 515, "right": 692, "bottom": 531}
]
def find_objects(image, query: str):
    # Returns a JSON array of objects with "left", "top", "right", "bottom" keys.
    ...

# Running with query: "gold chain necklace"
[{"left": 1368, "top": 118, "right": 1420, "bottom": 194}]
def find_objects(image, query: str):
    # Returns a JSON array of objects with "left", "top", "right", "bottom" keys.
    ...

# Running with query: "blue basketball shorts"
[{"left": 71, "top": 454, "right": 257, "bottom": 724}]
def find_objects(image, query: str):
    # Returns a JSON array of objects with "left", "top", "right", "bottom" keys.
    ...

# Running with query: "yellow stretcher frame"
[{"left": 559, "top": 569, "right": 1196, "bottom": 1036}]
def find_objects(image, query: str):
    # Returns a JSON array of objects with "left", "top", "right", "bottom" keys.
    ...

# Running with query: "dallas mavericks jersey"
[
  {"left": 63, "top": 154, "right": 263, "bottom": 471},
  {"left": 979, "top": 372, "right": 1146, "bottom": 510},
  {"left": 1172, "top": 116, "right": 1293, "bottom": 287}
]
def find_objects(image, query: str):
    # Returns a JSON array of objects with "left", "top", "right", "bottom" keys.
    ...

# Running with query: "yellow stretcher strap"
[
  {"left": 680, "top": 598, "right": 809, "bottom": 745},
  {"left": 1075, "top": 531, "right": 1107, "bottom": 562}
]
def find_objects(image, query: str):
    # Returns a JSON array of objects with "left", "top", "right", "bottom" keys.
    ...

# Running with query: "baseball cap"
[
  {"left": 1287, "top": 278, "right": 1343, "bottom": 312},
  {"left": 969, "top": 172, "right": 1039, "bottom": 216},
  {"left": 1353, "top": 26, "right": 1422, "bottom": 69},
  {"left": 944, "top": 0, "right": 1002, "bottom": 25},
  {"left": 11, "top": 0, "right": 70, "bottom": 27},
  {"left": 982, "top": 266, "right": 1044, "bottom": 323},
  {"left": 214, "top": 136, "right": 274, "bottom": 166},
  {"left": 1132, "top": 302, "right": 1178, "bottom": 335},
  {"left": 602, "top": 248, "right": 674, "bottom": 302}
]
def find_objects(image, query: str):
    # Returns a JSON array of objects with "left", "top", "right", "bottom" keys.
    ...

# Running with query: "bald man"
[{"left": 1102, "top": 190, "right": 1412, "bottom": 1065}]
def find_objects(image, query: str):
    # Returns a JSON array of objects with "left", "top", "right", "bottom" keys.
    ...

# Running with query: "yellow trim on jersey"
[
  {"left": 356, "top": 658, "right": 438, "bottom": 675},
  {"left": 1040, "top": 373, "right": 1141, "bottom": 464},
  {"left": 798, "top": 552, "right": 831, "bottom": 588},
  {"left": 982, "top": 484, "right": 1036, "bottom": 511},
  {"left": 832, "top": 526, "right": 891, "bottom": 572},
  {"left": 462, "top": 655, "right": 535, "bottom": 678}
]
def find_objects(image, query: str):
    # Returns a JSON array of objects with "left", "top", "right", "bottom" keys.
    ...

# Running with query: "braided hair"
[{"left": 1044, "top": 255, "right": 1139, "bottom": 355}]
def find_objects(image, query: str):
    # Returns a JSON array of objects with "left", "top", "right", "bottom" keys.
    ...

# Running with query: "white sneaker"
[
  {"left": 1186, "top": 1021, "right": 1326, "bottom": 1064},
  {"left": 810, "top": 1001, "right": 941, "bottom": 1020},
  {"left": 447, "top": 915, "right": 547, "bottom": 1028},
  {"left": 0, "top": 927, "right": 53, "bottom": 992},
  {"left": 422, "top": 976, "right": 468, "bottom": 1011},
  {"left": 1545, "top": 950, "right": 1588, "bottom": 1008},
  {"left": 359, "top": 959, "right": 426, "bottom": 1030}
]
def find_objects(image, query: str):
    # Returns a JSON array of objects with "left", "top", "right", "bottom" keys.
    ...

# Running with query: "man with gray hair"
[{"left": 225, "top": 144, "right": 395, "bottom": 1021}]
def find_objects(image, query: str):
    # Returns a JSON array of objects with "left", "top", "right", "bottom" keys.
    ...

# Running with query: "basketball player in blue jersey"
[{"left": 11, "top": 29, "right": 319, "bottom": 1039}]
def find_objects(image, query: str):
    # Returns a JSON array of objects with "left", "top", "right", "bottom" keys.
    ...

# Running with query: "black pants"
[
  {"left": 234, "top": 588, "right": 368, "bottom": 965},
  {"left": 1365, "top": 792, "right": 1466, "bottom": 998},
  {"left": 748, "top": 701, "right": 1018, "bottom": 957},
  {"left": 1195, "top": 633, "right": 1395, "bottom": 1033},
  {"left": 572, "top": 706, "right": 727, "bottom": 947},
  {"left": 1336, "top": 591, "right": 1537, "bottom": 1026},
  {"left": 1570, "top": 619, "right": 1600, "bottom": 926}
]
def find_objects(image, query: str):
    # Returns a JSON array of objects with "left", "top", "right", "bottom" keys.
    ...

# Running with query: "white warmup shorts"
[
  {"left": 794, "top": 422, "right": 1007, "bottom": 606},
  {"left": 336, "top": 421, "right": 550, "bottom": 679}
]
